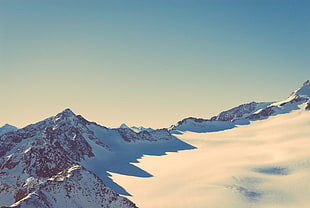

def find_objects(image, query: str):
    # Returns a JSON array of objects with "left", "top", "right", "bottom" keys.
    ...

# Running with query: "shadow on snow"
[{"left": 82, "top": 127, "right": 196, "bottom": 196}]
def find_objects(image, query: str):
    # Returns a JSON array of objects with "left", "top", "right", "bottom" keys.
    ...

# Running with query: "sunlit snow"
[{"left": 111, "top": 108, "right": 310, "bottom": 208}]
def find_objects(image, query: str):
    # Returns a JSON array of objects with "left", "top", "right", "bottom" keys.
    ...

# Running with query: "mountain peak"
[
  {"left": 1, "top": 124, "right": 16, "bottom": 128},
  {"left": 59, "top": 108, "right": 76, "bottom": 116},
  {"left": 53, "top": 108, "right": 78, "bottom": 126},
  {"left": 120, "top": 123, "right": 130, "bottom": 129},
  {"left": 292, "top": 80, "right": 310, "bottom": 98},
  {"left": 0, "top": 124, "right": 18, "bottom": 136}
]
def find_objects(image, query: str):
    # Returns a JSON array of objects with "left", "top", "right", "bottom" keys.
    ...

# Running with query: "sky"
[{"left": 0, "top": 0, "right": 309, "bottom": 129}]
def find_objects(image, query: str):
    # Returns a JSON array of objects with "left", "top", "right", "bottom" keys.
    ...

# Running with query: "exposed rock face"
[
  {"left": 117, "top": 128, "right": 173, "bottom": 142},
  {"left": 247, "top": 82, "right": 310, "bottom": 120},
  {"left": 169, "top": 101, "right": 267, "bottom": 133},
  {"left": 212, "top": 102, "right": 258, "bottom": 121},
  {"left": 0, "top": 107, "right": 180, "bottom": 207},
  {"left": 306, "top": 100, "right": 310, "bottom": 110},
  {"left": 0, "top": 109, "right": 146, "bottom": 208},
  {"left": 279, "top": 95, "right": 308, "bottom": 106},
  {"left": 246, "top": 106, "right": 276, "bottom": 120},
  {"left": 171, "top": 81, "right": 310, "bottom": 133},
  {"left": 4, "top": 166, "right": 136, "bottom": 208}
]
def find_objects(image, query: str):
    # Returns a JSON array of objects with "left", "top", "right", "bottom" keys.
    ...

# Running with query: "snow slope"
[
  {"left": 1, "top": 81, "right": 309, "bottom": 207},
  {"left": 82, "top": 123, "right": 195, "bottom": 195},
  {"left": 0, "top": 109, "right": 138, "bottom": 208},
  {"left": 170, "top": 81, "right": 310, "bottom": 133},
  {"left": 0, "top": 108, "right": 194, "bottom": 207},
  {"left": 111, "top": 107, "right": 310, "bottom": 208}
]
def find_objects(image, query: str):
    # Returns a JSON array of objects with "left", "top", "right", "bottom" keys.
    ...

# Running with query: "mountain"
[
  {"left": 116, "top": 91, "right": 310, "bottom": 208},
  {"left": 170, "top": 80, "right": 310, "bottom": 133},
  {"left": 2, "top": 81, "right": 308, "bottom": 207},
  {"left": 0, "top": 124, "right": 17, "bottom": 136},
  {"left": 247, "top": 80, "right": 310, "bottom": 119},
  {"left": 0, "top": 109, "right": 193, "bottom": 208},
  {"left": 120, "top": 123, "right": 154, "bottom": 133}
]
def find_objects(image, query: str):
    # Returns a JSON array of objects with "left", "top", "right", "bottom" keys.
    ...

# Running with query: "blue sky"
[{"left": 0, "top": 0, "right": 309, "bottom": 128}]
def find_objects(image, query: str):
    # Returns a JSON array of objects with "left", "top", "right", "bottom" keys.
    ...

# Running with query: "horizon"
[
  {"left": 1, "top": 0, "right": 309, "bottom": 128},
  {"left": 0, "top": 79, "right": 307, "bottom": 129}
]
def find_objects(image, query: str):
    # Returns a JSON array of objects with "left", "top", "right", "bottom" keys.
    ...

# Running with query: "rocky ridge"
[
  {"left": 170, "top": 81, "right": 310, "bottom": 133},
  {"left": 0, "top": 109, "right": 177, "bottom": 208}
]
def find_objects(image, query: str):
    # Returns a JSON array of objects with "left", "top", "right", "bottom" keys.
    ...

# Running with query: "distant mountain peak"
[
  {"left": 120, "top": 123, "right": 130, "bottom": 129},
  {"left": 53, "top": 108, "right": 79, "bottom": 126},
  {"left": 171, "top": 80, "right": 310, "bottom": 133},
  {"left": 290, "top": 80, "right": 310, "bottom": 98},
  {"left": 0, "top": 124, "right": 18, "bottom": 136},
  {"left": 0, "top": 107, "right": 186, "bottom": 207},
  {"left": 119, "top": 123, "right": 154, "bottom": 133},
  {"left": 56, "top": 108, "right": 76, "bottom": 117},
  {"left": 1, "top": 123, "right": 16, "bottom": 128}
]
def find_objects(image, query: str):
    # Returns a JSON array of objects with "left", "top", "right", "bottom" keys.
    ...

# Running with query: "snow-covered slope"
[
  {"left": 169, "top": 101, "right": 271, "bottom": 133},
  {"left": 0, "top": 124, "right": 17, "bottom": 136},
  {"left": 111, "top": 105, "right": 310, "bottom": 208},
  {"left": 3, "top": 165, "right": 135, "bottom": 208},
  {"left": 247, "top": 80, "right": 310, "bottom": 119},
  {"left": 0, "top": 109, "right": 137, "bottom": 208},
  {"left": 82, "top": 123, "right": 194, "bottom": 195},
  {"left": 171, "top": 81, "right": 310, "bottom": 133},
  {"left": 0, "top": 108, "right": 193, "bottom": 207},
  {"left": 1, "top": 81, "right": 309, "bottom": 207}
]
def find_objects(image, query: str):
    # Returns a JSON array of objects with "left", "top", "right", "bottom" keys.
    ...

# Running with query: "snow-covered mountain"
[
  {"left": 247, "top": 80, "right": 310, "bottom": 119},
  {"left": 0, "top": 124, "right": 17, "bottom": 136},
  {"left": 120, "top": 123, "right": 154, "bottom": 133},
  {"left": 170, "top": 80, "right": 310, "bottom": 133},
  {"left": 2, "top": 81, "right": 309, "bottom": 207},
  {"left": 0, "top": 109, "right": 193, "bottom": 208},
  {"left": 113, "top": 98, "right": 310, "bottom": 208},
  {"left": 110, "top": 81, "right": 310, "bottom": 208}
]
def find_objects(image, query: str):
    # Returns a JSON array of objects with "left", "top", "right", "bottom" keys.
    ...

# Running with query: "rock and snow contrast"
[
  {"left": 0, "top": 109, "right": 193, "bottom": 207},
  {"left": 0, "top": 80, "right": 309, "bottom": 208},
  {"left": 170, "top": 80, "right": 310, "bottom": 133},
  {"left": 111, "top": 81, "right": 310, "bottom": 208},
  {"left": 120, "top": 124, "right": 154, "bottom": 133}
]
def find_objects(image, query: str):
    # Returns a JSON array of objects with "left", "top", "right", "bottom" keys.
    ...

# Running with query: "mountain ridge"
[
  {"left": 0, "top": 107, "right": 193, "bottom": 207},
  {"left": 170, "top": 80, "right": 310, "bottom": 133},
  {"left": 1, "top": 80, "right": 309, "bottom": 207}
]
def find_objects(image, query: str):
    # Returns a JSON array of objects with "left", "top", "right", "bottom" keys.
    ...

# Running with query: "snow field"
[{"left": 111, "top": 109, "right": 310, "bottom": 208}]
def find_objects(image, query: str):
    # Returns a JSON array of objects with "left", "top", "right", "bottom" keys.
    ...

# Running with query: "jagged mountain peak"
[
  {"left": 0, "top": 107, "right": 185, "bottom": 207},
  {"left": 52, "top": 108, "right": 92, "bottom": 128},
  {"left": 120, "top": 123, "right": 130, "bottom": 129},
  {"left": 171, "top": 81, "right": 310, "bottom": 133},
  {"left": 1, "top": 123, "right": 16, "bottom": 128},
  {"left": 54, "top": 108, "right": 77, "bottom": 120},
  {"left": 59, "top": 108, "right": 75, "bottom": 115},
  {"left": 0, "top": 109, "right": 142, "bottom": 207},
  {"left": 292, "top": 80, "right": 310, "bottom": 98},
  {"left": 119, "top": 123, "right": 154, "bottom": 133},
  {"left": 303, "top": 80, "right": 310, "bottom": 86},
  {"left": 0, "top": 124, "right": 18, "bottom": 136}
]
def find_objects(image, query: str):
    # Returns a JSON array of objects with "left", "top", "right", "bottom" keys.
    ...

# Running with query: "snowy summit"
[{"left": 0, "top": 108, "right": 193, "bottom": 208}]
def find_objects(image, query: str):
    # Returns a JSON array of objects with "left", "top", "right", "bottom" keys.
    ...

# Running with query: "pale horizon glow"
[{"left": 0, "top": 0, "right": 309, "bottom": 128}]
